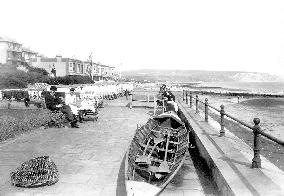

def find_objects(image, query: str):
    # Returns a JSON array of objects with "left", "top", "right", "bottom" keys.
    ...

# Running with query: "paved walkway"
[
  {"left": 0, "top": 98, "right": 149, "bottom": 196},
  {"left": 0, "top": 98, "right": 205, "bottom": 196}
]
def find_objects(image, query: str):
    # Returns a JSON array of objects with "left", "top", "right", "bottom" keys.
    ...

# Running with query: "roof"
[
  {"left": 98, "top": 64, "right": 114, "bottom": 68},
  {"left": 0, "top": 35, "right": 20, "bottom": 44},
  {"left": 22, "top": 47, "right": 37, "bottom": 54}
]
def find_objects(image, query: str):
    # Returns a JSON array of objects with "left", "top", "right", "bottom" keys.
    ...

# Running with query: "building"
[
  {"left": 0, "top": 35, "right": 120, "bottom": 81},
  {"left": 22, "top": 47, "right": 37, "bottom": 62},
  {"left": 0, "top": 36, "right": 22, "bottom": 65},
  {"left": 0, "top": 36, "right": 38, "bottom": 65},
  {"left": 30, "top": 55, "right": 85, "bottom": 77},
  {"left": 30, "top": 55, "right": 118, "bottom": 80}
]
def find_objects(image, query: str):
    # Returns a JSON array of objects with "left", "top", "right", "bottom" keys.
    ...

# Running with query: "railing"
[
  {"left": 129, "top": 92, "right": 165, "bottom": 115},
  {"left": 187, "top": 89, "right": 284, "bottom": 98},
  {"left": 182, "top": 90, "right": 284, "bottom": 168}
]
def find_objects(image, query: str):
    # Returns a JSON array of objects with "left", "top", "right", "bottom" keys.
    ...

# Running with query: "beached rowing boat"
[{"left": 125, "top": 111, "right": 189, "bottom": 196}]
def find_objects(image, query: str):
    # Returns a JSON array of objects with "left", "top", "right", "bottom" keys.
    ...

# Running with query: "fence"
[
  {"left": 128, "top": 91, "right": 166, "bottom": 115},
  {"left": 182, "top": 90, "right": 284, "bottom": 168}
]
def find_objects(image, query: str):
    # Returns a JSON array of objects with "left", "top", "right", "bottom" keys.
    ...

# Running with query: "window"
[
  {"left": 77, "top": 63, "right": 81, "bottom": 73},
  {"left": 69, "top": 62, "right": 74, "bottom": 72},
  {"left": 7, "top": 52, "right": 13, "bottom": 58}
]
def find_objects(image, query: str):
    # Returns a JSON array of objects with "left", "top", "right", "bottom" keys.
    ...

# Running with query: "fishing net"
[{"left": 11, "top": 156, "right": 59, "bottom": 188}]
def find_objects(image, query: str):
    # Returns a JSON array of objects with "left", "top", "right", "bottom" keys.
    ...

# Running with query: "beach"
[
  {"left": 195, "top": 95, "right": 284, "bottom": 141},
  {"left": 179, "top": 81, "right": 284, "bottom": 141},
  {"left": 177, "top": 91, "right": 284, "bottom": 171}
]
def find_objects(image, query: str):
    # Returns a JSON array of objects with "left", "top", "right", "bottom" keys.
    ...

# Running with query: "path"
[{"left": 0, "top": 98, "right": 206, "bottom": 196}]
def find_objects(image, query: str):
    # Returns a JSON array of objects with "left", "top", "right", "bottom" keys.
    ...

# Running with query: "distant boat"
[{"left": 125, "top": 111, "right": 189, "bottom": 196}]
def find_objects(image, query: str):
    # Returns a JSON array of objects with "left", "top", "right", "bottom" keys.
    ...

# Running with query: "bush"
[
  {"left": 0, "top": 63, "right": 50, "bottom": 89},
  {"left": 0, "top": 109, "right": 66, "bottom": 142},
  {"left": 27, "top": 66, "right": 49, "bottom": 76},
  {"left": 0, "top": 70, "right": 50, "bottom": 89},
  {"left": 0, "top": 63, "right": 93, "bottom": 89},
  {"left": 2, "top": 90, "right": 29, "bottom": 100},
  {"left": 48, "top": 75, "right": 94, "bottom": 85}
]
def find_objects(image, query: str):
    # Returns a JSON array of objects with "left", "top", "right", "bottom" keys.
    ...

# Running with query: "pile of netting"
[{"left": 11, "top": 156, "right": 59, "bottom": 188}]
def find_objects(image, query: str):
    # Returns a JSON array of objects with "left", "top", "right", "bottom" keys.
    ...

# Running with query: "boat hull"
[
  {"left": 126, "top": 180, "right": 162, "bottom": 196},
  {"left": 125, "top": 112, "right": 189, "bottom": 196}
]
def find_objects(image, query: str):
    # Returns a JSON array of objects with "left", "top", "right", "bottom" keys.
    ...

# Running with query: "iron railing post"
[
  {"left": 196, "top": 95, "right": 199, "bottom": 113},
  {"left": 252, "top": 118, "right": 261, "bottom": 168},
  {"left": 190, "top": 92, "right": 193, "bottom": 108},
  {"left": 183, "top": 90, "right": 185, "bottom": 101},
  {"left": 185, "top": 91, "right": 188, "bottom": 104},
  {"left": 205, "top": 98, "right": 208, "bottom": 122},
  {"left": 220, "top": 105, "right": 225, "bottom": 136},
  {"left": 130, "top": 94, "right": 133, "bottom": 109}
]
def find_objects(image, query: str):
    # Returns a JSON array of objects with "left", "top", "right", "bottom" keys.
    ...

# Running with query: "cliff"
[{"left": 122, "top": 69, "right": 282, "bottom": 82}]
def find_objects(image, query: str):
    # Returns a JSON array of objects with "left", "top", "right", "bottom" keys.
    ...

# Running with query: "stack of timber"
[{"left": 125, "top": 111, "right": 189, "bottom": 196}]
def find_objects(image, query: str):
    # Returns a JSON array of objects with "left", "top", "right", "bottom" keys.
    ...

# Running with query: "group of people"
[
  {"left": 44, "top": 86, "right": 104, "bottom": 128},
  {"left": 43, "top": 84, "right": 130, "bottom": 128},
  {"left": 44, "top": 86, "right": 81, "bottom": 128},
  {"left": 158, "top": 84, "right": 178, "bottom": 112}
]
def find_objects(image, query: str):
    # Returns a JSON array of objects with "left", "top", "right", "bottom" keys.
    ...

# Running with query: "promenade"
[
  {"left": 0, "top": 97, "right": 206, "bottom": 196},
  {"left": 177, "top": 96, "right": 284, "bottom": 196}
]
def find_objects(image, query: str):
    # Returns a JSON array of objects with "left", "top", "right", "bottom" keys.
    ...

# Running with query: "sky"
[{"left": 1, "top": 0, "right": 284, "bottom": 76}]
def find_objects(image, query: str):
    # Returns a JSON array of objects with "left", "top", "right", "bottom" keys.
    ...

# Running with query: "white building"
[
  {"left": 0, "top": 35, "right": 38, "bottom": 65},
  {"left": 0, "top": 36, "right": 22, "bottom": 65}
]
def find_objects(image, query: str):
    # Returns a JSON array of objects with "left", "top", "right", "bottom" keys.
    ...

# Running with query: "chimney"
[
  {"left": 56, "top": 54, "right": 62, "bottom": 62},
  {"left": 36, "top": 54, "right": 41, "bottom": 62}
]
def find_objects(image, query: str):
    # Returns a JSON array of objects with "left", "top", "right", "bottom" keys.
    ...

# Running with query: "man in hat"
[
  {"left": 44, "top": 86, "right": 62, "bottom": 111},
  {"left": 44, "top": 86, "right": 79, "bottom": 128}
]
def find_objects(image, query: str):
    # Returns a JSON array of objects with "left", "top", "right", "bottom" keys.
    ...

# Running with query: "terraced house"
[
  {"left": 30, "top": 55, "right": 119, "bottom": 81},
  {"left": 0, "top": 35, "right": 119, "bottom": 81},
  {"left": 0, "top": 36, "right": 37, "bottom": 65}
]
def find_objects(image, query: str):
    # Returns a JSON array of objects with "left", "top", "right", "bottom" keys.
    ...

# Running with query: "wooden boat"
[{"left": 125, "top": 111, "right": 189, "bottom": 196}]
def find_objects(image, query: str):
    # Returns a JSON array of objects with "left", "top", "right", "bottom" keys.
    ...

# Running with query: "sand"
[
  {"left": 240, "top": 98, "right": 284, "bottom": 108},
  {"left": 181, "top": 93, "right": 284, "bottom": 171},
  {"left": 193, "top": 95, "right": 284, "bottom": 141}
]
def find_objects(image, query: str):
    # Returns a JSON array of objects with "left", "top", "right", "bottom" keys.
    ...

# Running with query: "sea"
[
  {"left": 200, "top": 82, "right": 284, "bottom": 95},
  {"left": 193, "top": 81, "right": 284, "bottom": 141}
]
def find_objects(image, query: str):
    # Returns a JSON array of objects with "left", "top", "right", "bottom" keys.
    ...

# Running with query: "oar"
[
  {"left": 157, "top": 131, "right": 171, "bottom": 174},
  {"left": 147, "top": 137, "right": 164, "bottom": 159},
  {"left": 135, "top": 138, "right": 152, "bottom": 165},
  {"left": 136, "top": 137, "right": 164, "bottom": 167},
  {"left": 135, "top": 123, "right": 160, "bottom": 164}
]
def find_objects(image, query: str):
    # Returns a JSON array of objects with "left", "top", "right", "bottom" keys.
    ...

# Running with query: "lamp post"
[{"left": 88, "top": 53, "right": 93, "bottom": 80}]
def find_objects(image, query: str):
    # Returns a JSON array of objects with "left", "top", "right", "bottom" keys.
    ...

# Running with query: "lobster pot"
[{"left": 11, "top": 156, "right": 59, "bottom": 188}]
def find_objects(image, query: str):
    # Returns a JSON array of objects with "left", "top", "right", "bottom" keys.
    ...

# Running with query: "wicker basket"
[{"left": 11, "top": 156, "right": 59, "bottom": 188}]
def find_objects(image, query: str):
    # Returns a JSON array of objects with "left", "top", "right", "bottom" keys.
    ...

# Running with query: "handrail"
[
  {"left": 208, "top": 105, "right": 220, "bottom": 113},
  {"left": 223, "top": 112, "right": 254, "bottom": 130},
  {"left": 260, "top": 131, "right": 284, "bottom": 146},
  {"left": 189, "top": 91, "right": 220, "bottom": 112},
  {"left": 188, "top": 91, "right": 284, "bottom": 146},
  {"left": 182, "top": 90, "right": 284, "bottom": 168},
  {"left": 184, "top": 89, "right": 284, "bottom": 98}
]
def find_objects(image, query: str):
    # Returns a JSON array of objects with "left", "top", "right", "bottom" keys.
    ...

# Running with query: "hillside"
[{"left": 122, "top": 69, "right": 281, "bottom": 82}]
